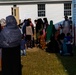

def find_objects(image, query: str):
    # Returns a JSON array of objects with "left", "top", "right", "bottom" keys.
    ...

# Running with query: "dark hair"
[
  {"left": 43, "top": 18, "right": 48, "bottom": 24},
  {"left": 34, "top": 19, "right": 37, "bottom": 22},
  {"left": 26, "top": 19, "right": 30, "bottom": 26}
]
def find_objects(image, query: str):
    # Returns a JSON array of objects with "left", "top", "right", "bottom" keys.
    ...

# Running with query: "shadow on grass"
[{"left": 56, "top": 46, "right": 76, "bottom": 75}]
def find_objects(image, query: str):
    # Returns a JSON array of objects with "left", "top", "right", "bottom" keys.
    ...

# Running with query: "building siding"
[
  {"left": 46, "top": 3, "right": 64, "bottom": 24},
  {"left": 0, "top": 2, "right": 71, "bottom": 26},
  {"left": 0, "top": 5, "right": 13, "bottom": 19},
  {"left": 18, "top": 4, "right": 64, "bottom": 25},
  {"left": 17, "top": 4, "right": 37, "bottom": 23}
]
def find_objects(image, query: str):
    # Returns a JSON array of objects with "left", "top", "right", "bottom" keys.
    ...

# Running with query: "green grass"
[
  {"left": 21, "top": 47, "right": 76, "bottom": 75},
  {"left": 56, "top": 46, "right": 76, "bottom": 75}
]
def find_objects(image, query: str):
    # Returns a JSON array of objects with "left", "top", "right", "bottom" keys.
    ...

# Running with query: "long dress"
[
  {"left": 2, "top": 46, "right": 21, "bottom": 75},
  {"left": 0, "top": 15, "right": 22, "bottom": 75},
  {"left": 46, "top": 20, "right": 53, "bottom": 42}
]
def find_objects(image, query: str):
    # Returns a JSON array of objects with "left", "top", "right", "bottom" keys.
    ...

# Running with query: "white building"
[{"left": 0, "top": 0, "right": 72, "bottom": 26}]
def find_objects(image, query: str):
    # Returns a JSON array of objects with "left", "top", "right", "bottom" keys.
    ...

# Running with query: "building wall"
[
  {"left": 0, "top": 3, "right": 64, "bottom": 26},
  {"left": 46, "top": 3, "right": 64, "bottom": 24},
  {"left": 0, "top": 5, "right": 13, "bottom": 19},
  {"left": 17, "top": 4, "right": 37, "bottom": 24},
  {"left": 18, "top": 3, "right": 64, "bottom": 26}
]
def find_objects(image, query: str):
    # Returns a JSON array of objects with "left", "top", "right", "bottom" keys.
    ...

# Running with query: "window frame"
[
  {"left": 64, "top": 3, "right": 71, "bottom": 16},
  {"left": 37, "top": 4, "right": 45, "bottom": 17}
]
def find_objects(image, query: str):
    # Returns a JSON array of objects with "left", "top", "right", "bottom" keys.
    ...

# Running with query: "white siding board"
[
  {"left": 46, "top": 4, "right": 64, "bottom": 24},
  {"left": 17, "top": 4, "right": 37, "bottom": 24},
  {"left": 0, "top": 4, "right": 66, "bottom": 27},
  {"left": 0, "top": 5, "right": 13, "bottom": 19}
]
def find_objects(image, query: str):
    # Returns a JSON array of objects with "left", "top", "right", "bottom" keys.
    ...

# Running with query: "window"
[
  {"left": 14, "top": 9, "right": 16, "bottom": 16},
  {"left": 38, "top": 4, "right": 45, "bottom": 17},
  {"left": 64, "top": 3, "right": 71, "bottom": 16}
]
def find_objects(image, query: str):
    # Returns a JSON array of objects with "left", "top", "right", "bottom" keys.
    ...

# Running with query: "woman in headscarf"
[
  {"left": 0, "top": 15, "right": 22, "bottom": 75},
  {"left": 46, "top": 20, "right": 53, "bottom": 43},
  {"left": 35, "top": 18, "right": 43, "bottom": 46}
]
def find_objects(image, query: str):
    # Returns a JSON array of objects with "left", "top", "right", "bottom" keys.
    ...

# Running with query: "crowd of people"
[
  {"left": 18, "top": 15, "right": 73, "bottom": 56},
  {"left": 0, "top": 15, "right": 74, "bottom": 75}
]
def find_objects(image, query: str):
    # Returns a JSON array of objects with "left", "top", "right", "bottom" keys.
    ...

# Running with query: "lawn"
[{"left": 21, "top": 47, "right": 76, "bottom": 75}]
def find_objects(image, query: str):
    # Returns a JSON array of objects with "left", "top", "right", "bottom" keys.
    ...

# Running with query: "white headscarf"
[{"left": 0, "top": 18, "right": 6, "bottom": 27}]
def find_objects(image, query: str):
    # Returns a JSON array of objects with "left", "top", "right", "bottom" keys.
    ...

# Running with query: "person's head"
[
  {"left": 50, "top": 20, "right": 53, "bottom": 25},
  {"left": 26, "top": 19, "right": 30, "bottom": 26},
  {"left": 64, "top": 15, "right": 68, "bottom": 21},
  {"left": 37, "top": 18, "right": 43, "bottom": 25},
  {"left": 43, "top": 18, "right": 48, "bottom": 24},
  {"left": 34, "top": 19, "right": 37, "bottom": 25},
  {"left": 23, "top": 19, "right": 27, "bottom": 23},
  {"left": 6, "top": 15, "right": 18, "bottom": 28}
]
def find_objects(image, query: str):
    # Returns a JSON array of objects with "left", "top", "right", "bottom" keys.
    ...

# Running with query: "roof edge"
[{"left": 0, "top": 1, "right": 72, "bottom": 5}]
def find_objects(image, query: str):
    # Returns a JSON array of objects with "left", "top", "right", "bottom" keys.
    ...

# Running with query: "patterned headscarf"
[
  {"left": 6, "top": 15, "right": 18, "bottom": 29},
  {"left": 0, "top": 15, "right": 21, "bottom": 48}
]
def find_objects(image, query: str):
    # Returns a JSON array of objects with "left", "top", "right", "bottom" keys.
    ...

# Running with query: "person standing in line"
[
  {"left": 43, "top": 18, "right": 49, "bottom": 41},
  {"left": 63, "top": 15, "right": 70, "bottom": 36},
  {"left": 35, "top": 18, "right": 44, "bottom": 47},
  {"left": 22, "top": 19, "right": 27, "bottom": 36},
  {"left": 43, "top": 18, "right": 48, "bottom": 31},
  {"left": 28, "top": 18, "right": 35, "bottom": 47},
  {"left": 34, "top": 19, "right": 38, "bottom": 46},
  {"left": 0, "top": 18, "right": 6, "bottom": 73},
  {"left": 25, "top": 19, "right": 33, "bottom": 48},
  {"left": 46, "top": 20, "right": 53, "bottom": 43},
  {"left": 0, "top": 15, "right": 22, "bottom": 75}
]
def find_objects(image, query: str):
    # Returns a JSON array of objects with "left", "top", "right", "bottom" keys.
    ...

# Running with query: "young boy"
[
  {"left": 20, "top": 34, "right": 26, "bottom": 56},
  {"left": 65, "top": 33, "right": 73, "bottom": 55}
]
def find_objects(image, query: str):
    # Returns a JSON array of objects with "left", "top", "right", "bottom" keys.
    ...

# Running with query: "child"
[
  {"left": 59, "top": 33, "right": 68, "bottom": 55},
  {"left": 38, "top": 31, "right": 46, "bottom": 50},
  {"left": 65, "top": 33, "right": 73, "bottom": 55},
  {"left": 60, "top": 33, "right": 73, "bottom": 56},
  {"left": 20, "top": 34, "right": 26, "bottom": 56}
]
